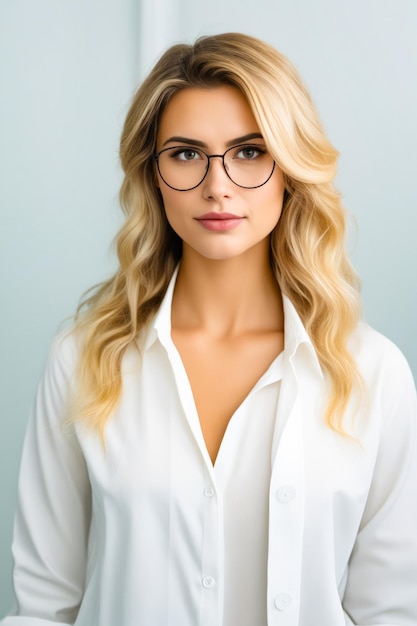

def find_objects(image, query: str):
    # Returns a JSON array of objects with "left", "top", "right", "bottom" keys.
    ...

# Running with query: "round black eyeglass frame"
[{"left": 153, "top": 145, "right": 276, "bottom": 191}]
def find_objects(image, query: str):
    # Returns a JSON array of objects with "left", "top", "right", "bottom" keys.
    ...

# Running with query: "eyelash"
[
  {"left": 169, "top": 144, "right": 267, "bottom": 160},
  {"left": 234, "top": 146, "right": 266, "bottom": 159},
  {"left": 171, "top": 148, "right": 202, "bottom": 160}
]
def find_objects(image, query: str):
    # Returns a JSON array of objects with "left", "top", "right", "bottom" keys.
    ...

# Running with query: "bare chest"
[{"left": 171, "top": 329, "right": 284, "bottom": 464}]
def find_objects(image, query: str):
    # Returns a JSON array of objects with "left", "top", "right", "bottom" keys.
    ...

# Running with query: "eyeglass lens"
[{"left": 156, "top": 144, "right": 275, "bottom": 191}]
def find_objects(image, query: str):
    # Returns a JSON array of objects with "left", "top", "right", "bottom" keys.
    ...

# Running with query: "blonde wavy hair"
[{"left": 73, "top": 32, "right": 362, "bottom": 438}]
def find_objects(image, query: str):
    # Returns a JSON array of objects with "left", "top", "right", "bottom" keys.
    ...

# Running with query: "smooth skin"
[{"left": 156, "top": 86, "right": 286, "bottom": 464}]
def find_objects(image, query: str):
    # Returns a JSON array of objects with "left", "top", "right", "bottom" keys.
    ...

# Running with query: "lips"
[
  {"left": 195, "top": 212, "right": 244, "bottom": 232},
  {"left": 197, "top": 212, "right": 242, "bottom": 220}
]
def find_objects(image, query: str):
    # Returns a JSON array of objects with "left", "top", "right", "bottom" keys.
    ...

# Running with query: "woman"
[{"left": 2, "top": 33, "right": 416, "bottom": 626}]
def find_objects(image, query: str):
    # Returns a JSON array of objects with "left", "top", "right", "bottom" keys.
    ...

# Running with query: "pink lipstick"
[{"left": 196, "top": 212, "right": 244, "bottom": 232}]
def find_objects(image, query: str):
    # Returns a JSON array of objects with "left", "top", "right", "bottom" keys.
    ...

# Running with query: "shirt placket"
[
  {"left": 164, "top": 338, "right": 224, "bottom": 626},
  {"left": 199, "top": 473, "right": 223, "bottom": 626},
  {"left": 267, "top": 364, "right": 304, "bottom": 626}
]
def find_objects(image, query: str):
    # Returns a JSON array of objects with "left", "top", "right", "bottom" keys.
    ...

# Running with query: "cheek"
[
  {"left": 261, "top": 182, "right": 285, "bottom": 225},
  {"left": 160, "top": 190, "right": 177, "bottom": 216},
  {"left": 159, "top": 189, "right": 190, "bottom": 235}
]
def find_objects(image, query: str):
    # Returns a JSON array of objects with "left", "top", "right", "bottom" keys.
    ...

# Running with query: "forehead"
[{"left": 157, "top": 85, "right": 261, "bottom": 146}]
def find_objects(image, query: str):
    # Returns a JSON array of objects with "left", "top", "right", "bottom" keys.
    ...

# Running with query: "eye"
[
  {"left": 170, "top": 147, "right": 203, "bottom": 161},
  {"left": 234, "top": 145, "right": 266, "bottom": 160}
]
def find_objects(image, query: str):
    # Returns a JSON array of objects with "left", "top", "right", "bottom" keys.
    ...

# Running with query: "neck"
[{"left": 171, "top": 243, "right": 284, "bottom": 337}]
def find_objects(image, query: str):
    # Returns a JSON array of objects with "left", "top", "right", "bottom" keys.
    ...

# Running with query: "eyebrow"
[{"left": 162, "top": 132, "right": 265, "bottom": 148}]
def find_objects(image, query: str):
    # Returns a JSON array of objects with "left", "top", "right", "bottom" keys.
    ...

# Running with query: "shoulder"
[
  {"left": 350, "top": 321, "right": 416, "bottom": 411},
  {"left": 43, "top": 326, "right": 81, "bottom": 385},
  {"left": 350, "top": 322, "right": 413, "bottom": 378}
]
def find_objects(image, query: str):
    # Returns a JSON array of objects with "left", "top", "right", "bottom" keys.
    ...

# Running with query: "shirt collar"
[
  {"left": 143, "top": 266, "right": 323, "bottom": 380},
  {"left": 282, "top": 295, "right": 324, "bottom": 380},
  {"left": 142, "top": 265, "right": 180, "bottom": 352}
]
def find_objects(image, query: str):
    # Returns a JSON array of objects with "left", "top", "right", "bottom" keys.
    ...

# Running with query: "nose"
[{"left": 201, "top": 155, "right": 234, "bottom": 200}]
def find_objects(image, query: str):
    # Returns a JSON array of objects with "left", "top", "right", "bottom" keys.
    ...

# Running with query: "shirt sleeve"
[
  {"left": 1, "top": 332, "right": 91, "bottom": 625},
  {"left": 342, "top": 345, "right": 417, "bottom": 625}
]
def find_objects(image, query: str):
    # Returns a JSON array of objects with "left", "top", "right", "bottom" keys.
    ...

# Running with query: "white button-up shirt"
[{"left": 2, "top": 270, "right": 417, "bottom": 626}]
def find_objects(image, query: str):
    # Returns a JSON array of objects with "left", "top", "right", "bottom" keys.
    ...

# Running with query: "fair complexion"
[{"left": 156, "top": 85, "right": 285, "bottom": 464}]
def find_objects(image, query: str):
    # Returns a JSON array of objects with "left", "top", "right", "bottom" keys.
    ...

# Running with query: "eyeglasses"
[{"left": 153, "top": 143, "right": 275, "bottom": 191}]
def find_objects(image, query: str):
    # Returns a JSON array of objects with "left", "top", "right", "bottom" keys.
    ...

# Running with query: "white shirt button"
[
  {"left": 276, "top": 485, "right": 296, "bottom": 503},
  {"left": 274, "top": 592, "right": 292, "bottom": 611},
  {"left": 202, "top": 576, "right": 215, "bottom": 589},
  {"left": 203, "top": 487, "right": 215, "bottom": 498}
]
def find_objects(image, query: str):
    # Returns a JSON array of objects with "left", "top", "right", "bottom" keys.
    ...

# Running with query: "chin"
[{"left": 186, "top": 244, "right": 261, "bottom": 264}]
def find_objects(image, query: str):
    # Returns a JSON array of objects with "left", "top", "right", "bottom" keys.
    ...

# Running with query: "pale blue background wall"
[
  {"left": 0, "top": 0, "right": 137, "bottom": 612},
  {"left": 1, "top": 0, "right": 416, "bottom": 615}
]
